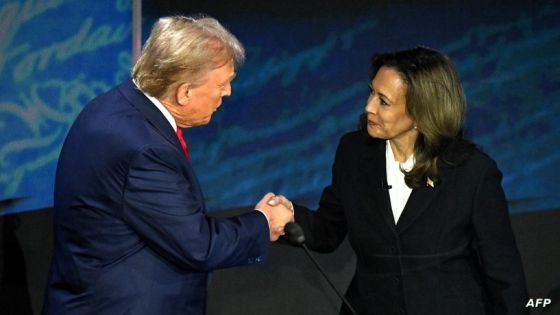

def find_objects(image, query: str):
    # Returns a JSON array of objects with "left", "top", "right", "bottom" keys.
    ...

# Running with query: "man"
[{"left": 43, "top": 15, "right": 293, "bottom": 314}]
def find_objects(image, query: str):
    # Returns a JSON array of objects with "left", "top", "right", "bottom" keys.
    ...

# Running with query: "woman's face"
[{"left": 365, "top": 66, "right": 417, "bottom": 143}]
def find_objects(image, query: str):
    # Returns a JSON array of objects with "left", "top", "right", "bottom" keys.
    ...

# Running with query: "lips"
[{"left": 368, "top": 119, "right": 379, "bottom": 126}]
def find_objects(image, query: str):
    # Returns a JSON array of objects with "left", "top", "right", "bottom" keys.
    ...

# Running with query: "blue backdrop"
[
  {"left": 0, "top": 0, "right": 131, "bottom": 214},
  {"left": 1, "top": 0, "right": 559, "bottom": 215}
]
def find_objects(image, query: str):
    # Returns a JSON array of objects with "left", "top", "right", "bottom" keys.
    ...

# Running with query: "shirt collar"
[
  {"left": 386, "top": 140, "right": 415, "bottom": 171},
  {"left": 132, "top": 79, "right": 177, "bottom": 131}
]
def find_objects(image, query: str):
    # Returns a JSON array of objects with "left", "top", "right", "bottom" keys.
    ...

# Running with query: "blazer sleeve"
[
  {"left": 121, "top": 144, "right": 269, "bottom": 271},
  {"left": 294, "top": 135, "right": 349, "bottom": 253},
  {"left": 471, "top": 159, "right": 529, "bottom": 315}
]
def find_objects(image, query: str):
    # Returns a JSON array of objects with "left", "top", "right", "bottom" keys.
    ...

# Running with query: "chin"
[
  {"left": 195, "top": 118, "right": 212, "bottom": 127},
  {"left": 367, "top": 126, "right": 380, "bottom": 138},
  {"left": 368, "top": 130, "right": 389, "bottom": 141},
  {"left": 190, "top": 116, "right": 213, "bottom": 127}
]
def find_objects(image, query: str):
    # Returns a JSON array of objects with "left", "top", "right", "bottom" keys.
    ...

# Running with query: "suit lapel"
[
  {"left": 118, "top": 80, "right": 205, "bottom": 211},
  {"left": 396, "top": 170, "right": 445, "bottom": 234},
  {"left": 357, "top": 138, "right": 397, "bottom": 233},
  {"left": 118, "top": 79, "right": 183, "bottom": 153}
]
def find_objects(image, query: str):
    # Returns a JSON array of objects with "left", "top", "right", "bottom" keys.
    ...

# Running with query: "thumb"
[
  {"left": 262, "top": 192, "right": 275, "bottom": 201},
  {"left": 267, "top": 197, "right": 278, "bottom": 206}
]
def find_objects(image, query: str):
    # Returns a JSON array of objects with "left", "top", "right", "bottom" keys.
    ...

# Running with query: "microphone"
[
  {"left": 284, "top": 221, "right": 306, "bottom": 245},
  {"left": 382, "top": 179, "right": 392, "bottom": 190},
  {"left": 284, "top": 222, "right": 358, "bottom": 315}
]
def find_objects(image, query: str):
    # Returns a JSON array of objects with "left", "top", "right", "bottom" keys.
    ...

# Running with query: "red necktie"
[{"left": 176, "top": 128, "right": 190, "bottom": 161}]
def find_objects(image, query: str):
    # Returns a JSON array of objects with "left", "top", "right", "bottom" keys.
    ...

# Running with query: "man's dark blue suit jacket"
[{"left": 43, "top": 80, "right": 269, "bottom": 314}]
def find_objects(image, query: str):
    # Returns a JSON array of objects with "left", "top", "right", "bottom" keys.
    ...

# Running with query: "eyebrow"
[
  {"left": 378, "top": 91, "right": 392, "bottom": 103},
  {"left": 370, "top": 84, "right": 393, "bottom": 104},
  {"left": 219, "top": 73, "right": 236, "bottom": 86}
]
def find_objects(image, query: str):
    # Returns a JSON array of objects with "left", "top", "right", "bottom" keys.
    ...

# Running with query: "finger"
[
  {"left": 267, "top": 195, "right": 280, "bottom": 206},
  {"left": 263, "top": 192, "right": 275, "bottom": 200},
  {"left": 275, "top": 195, "right": 294, "bottom": 211},
  {"left": 271, "top": 195, "right": 284, "bottom": 204},
  {"left": 271, "top": 195, "right": 293, "bottom": 210}
]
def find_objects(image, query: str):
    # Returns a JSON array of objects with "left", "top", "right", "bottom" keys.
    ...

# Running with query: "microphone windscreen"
[{"left": 285, "top": 222, "right": 306, "bottom": 245}]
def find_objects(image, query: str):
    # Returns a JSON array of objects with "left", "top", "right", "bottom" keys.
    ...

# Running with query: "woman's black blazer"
[{"left": 294, "top": 131, "right": 528, "bottom": 315}]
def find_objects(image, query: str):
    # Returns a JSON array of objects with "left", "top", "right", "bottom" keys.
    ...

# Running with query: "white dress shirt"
[{"left": 385, "top": 140, "right": 414, "bottom": 224}]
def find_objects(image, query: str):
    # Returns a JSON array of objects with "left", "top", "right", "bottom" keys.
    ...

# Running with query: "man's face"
[{"left": 168, "top": 59, "right": 236, "bottom": 128}]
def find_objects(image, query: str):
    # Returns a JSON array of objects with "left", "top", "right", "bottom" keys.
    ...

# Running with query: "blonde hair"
[{"left": 132, "top": 15, "right": 245, "bottom": 98}]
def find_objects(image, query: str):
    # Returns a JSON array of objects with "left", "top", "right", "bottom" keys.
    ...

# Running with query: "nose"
[
  {"left": 365, "top": 94, "right": 377, "bottom": 114},
  {"left": 222, "top": 83, "right": 232, "bottom": 97}
]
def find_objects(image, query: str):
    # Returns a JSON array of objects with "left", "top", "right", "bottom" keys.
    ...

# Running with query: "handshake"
[{"left": 255, "top": 192, "right": 295, "bottom": 241}]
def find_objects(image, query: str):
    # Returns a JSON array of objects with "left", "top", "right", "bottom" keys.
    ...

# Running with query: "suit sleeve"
[
  {"left": 294, "top": 136, "right": 349, "bottom": 253},
  {"left": 472, "top": 159, "right": 529, "bottom": 315},
  {"left": 121, "top": 144, "right": 269, "bottom": 271}
]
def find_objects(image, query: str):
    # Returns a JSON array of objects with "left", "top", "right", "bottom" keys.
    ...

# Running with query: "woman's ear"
[{"left": 176, "top": 82, "right": 191, "bottom": 105}]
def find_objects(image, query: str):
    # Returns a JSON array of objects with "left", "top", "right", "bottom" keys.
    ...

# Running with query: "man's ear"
[{"left": 176, "top": 82, "right": 191, "bottom": 106}]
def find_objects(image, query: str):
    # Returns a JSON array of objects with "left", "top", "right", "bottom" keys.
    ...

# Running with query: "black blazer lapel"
[
  {"left": 396, "top": 173, "right": 444, "bottom": 234},
  {"left": 357, "top": 139, "right": 397, "bottom": 233}
]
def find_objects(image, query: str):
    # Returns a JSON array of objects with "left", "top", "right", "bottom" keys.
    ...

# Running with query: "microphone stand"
[
  {"left": 285, "top": 222, "right": 358, "bottom": 315},
  {"left": 300, "top": 243, "right": 358, "bottom": 315}
]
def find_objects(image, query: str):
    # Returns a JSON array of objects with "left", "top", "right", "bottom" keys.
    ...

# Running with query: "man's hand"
[
  {"left": 255, "top": 193, "right": 294, "bottom": 241},
  {"left": 266, "top": 194, "right": 293, "bottom": 212}
]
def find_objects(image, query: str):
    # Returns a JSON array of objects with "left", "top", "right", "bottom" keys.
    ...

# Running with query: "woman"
[{"left": 275, "top": 47, "right": 528, "bottom": 314}]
